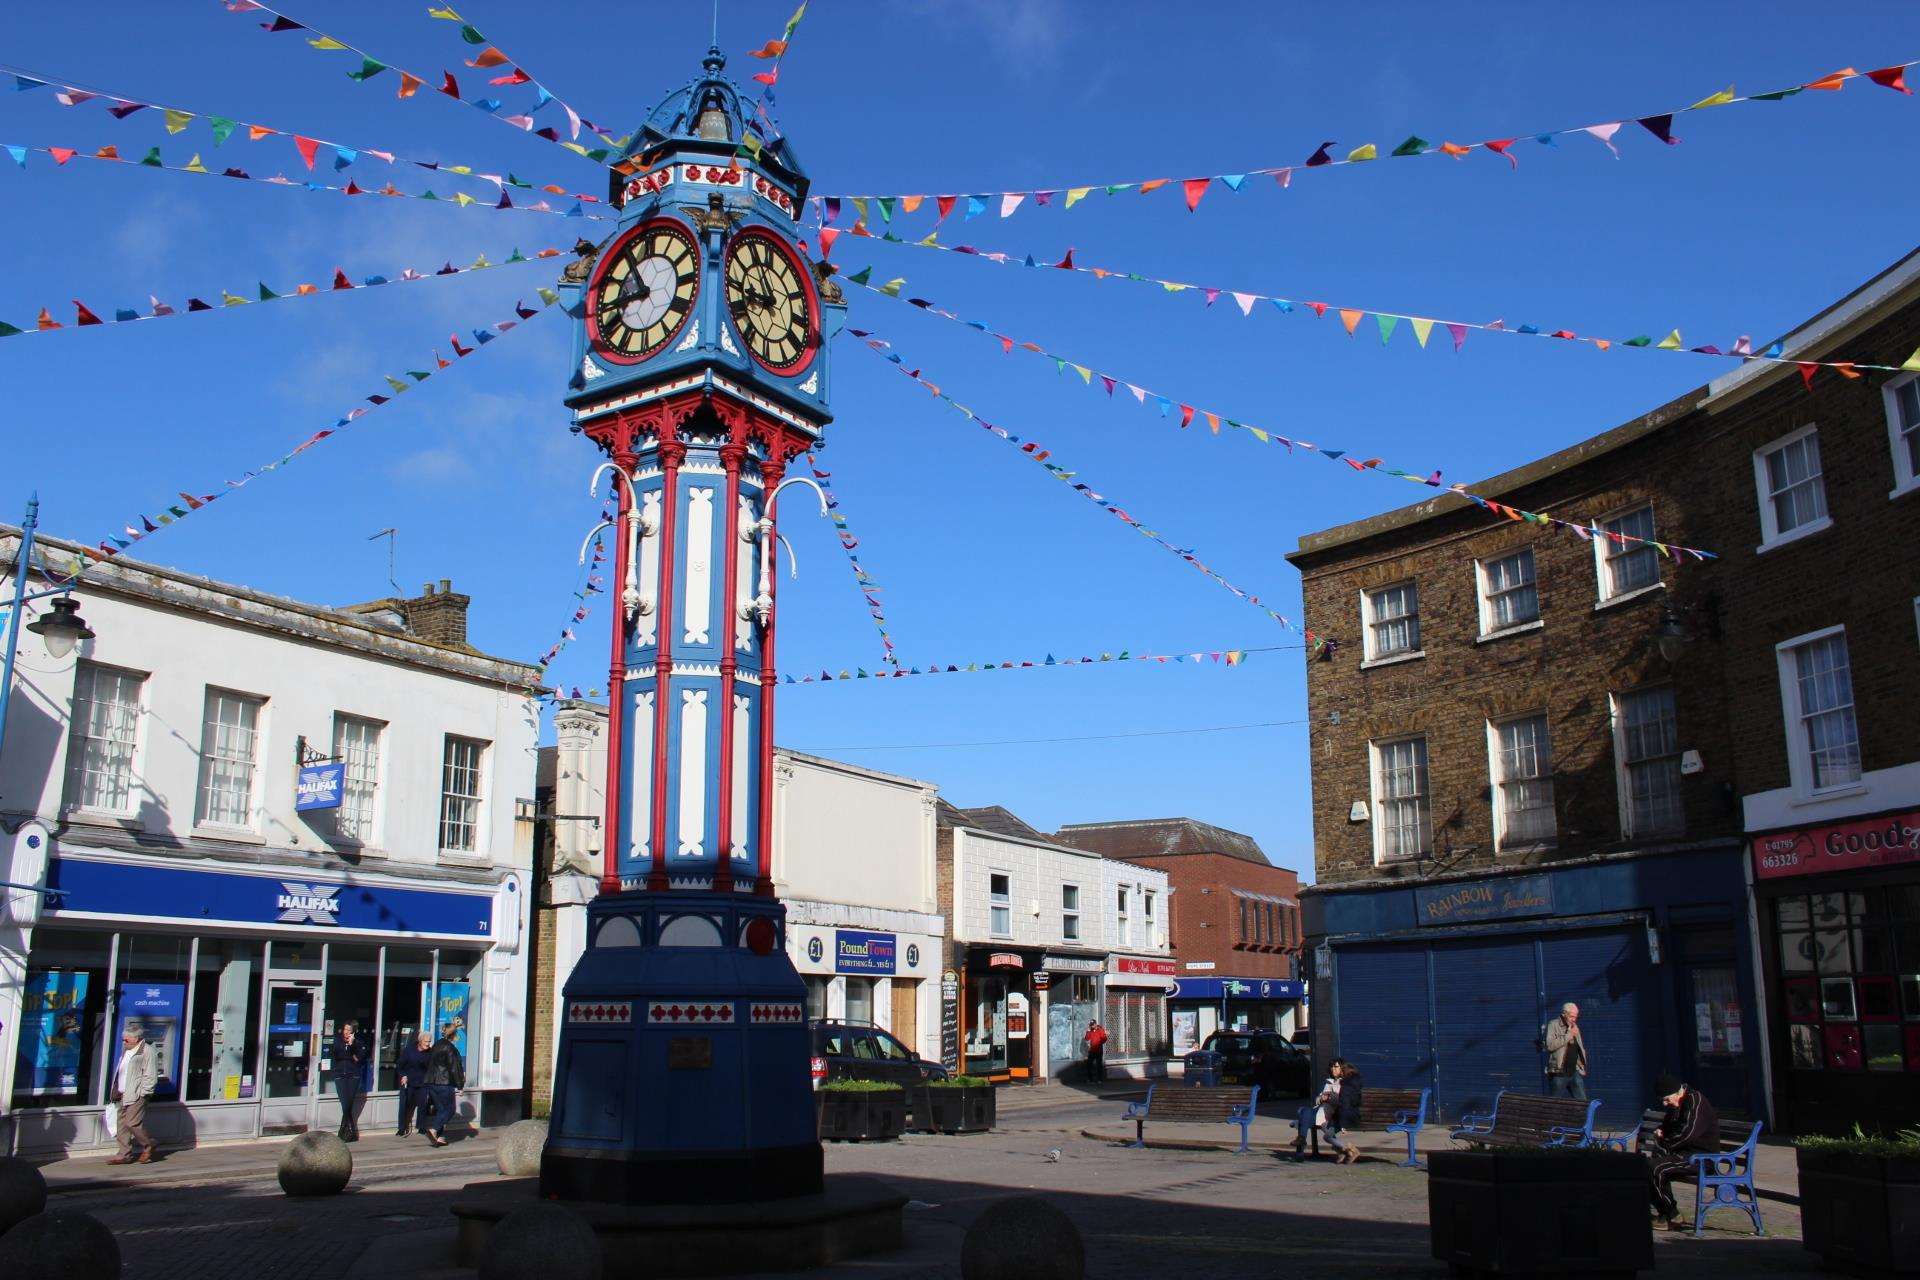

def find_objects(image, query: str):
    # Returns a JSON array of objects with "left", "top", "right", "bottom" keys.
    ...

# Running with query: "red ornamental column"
[
  {"left": 712, "top": 430, "right": 747, "bottom": 896},
  {"left": 754, "top": 450, "right": 787, "bottom": 897},
  {"left": 648, "top": 431, "right": 686, "bottom": 893},
  {"left": 598, "top": 432, "right": 636, "bottom": 897}
]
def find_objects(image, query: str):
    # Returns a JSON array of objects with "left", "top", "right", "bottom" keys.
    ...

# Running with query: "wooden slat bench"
[
  {"left": 1297, "top": 1087, "right": 1432, "bottom": 1167},
  {"left": 1124, "top": 1083, "right": 1260, "bottom": 1154},
  {"left": 1601, "top": 1107, "right": 1766, "bottom": 1237},
  {"left": 1448, "top": 1091, "right": 1602, "bottom": 1149}
]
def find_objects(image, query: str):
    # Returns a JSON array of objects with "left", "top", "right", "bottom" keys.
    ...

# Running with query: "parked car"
[
  {"left": 1196, "top": 1030, "right": 1310, "bottom": 1096},
  {"left": 809, "top": 1021, "right": 948, "bottom": 1090}
]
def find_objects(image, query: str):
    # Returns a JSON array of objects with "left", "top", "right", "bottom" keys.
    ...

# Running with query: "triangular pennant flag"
[
  {"left": 164, "top": 107, "right": 193, "bottom": 134},
  {"left": 1376, "top": 314, "right": 1398, "bottom": 344},
  {"left": 1804, "top": 67, "right": 1858, "bottom": 92},
  {"left": 1656, "top": 329, "right": 1683, "bottom": 350},
  {"left": 1304, "top": 141, "right": 1335, "bottom": 167},
  {"left": 1446, "top": 323, "right": 1468, "bottom": 352},
  {"left": 1866, "top": 65, "right": 1911, "bottom": 94},
  {"left": 1347, "top": 143, "right": 1377, "bottom": 162},
  {"left": 1339, "top": 309, "right": 1364, "bottom": 335},
  {"left": 1483, "top": 138, "right": 1518, "bottom": 168},
  {"left": 1391, "top": 135, "right": 1428, "bottom": 157},
  {"left": 73, "top": 301, "right": 103, "bottom": 326},
  {"left": 293, "top": 135, "right": 320, "bottom": 169},
  {"left": 1182, "top": 176, "right": 1209, "bottom": 211},
  {"left": 1637, "top": 114, "right": 1679, "bottom": 145},
  {"left": 346, "top": 58, "right": 387, "bottom": 81},
  {"left": 1583, "top": 123, "right": 1624, "bottom": 158},
  {"left": 1410, "top": 317, "right": 1434, "bottom": 348}
]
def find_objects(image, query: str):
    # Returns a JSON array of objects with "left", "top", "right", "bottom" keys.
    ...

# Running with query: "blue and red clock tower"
[{"left": 542, "top": 48, "right": 845, "bottom": 1205}]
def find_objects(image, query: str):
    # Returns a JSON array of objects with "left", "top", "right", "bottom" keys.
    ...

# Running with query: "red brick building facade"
[
  {"left": 1284, "top": 251, "right": 1920, "bottom": 1134},
  {"left": 1055, "top": 818, "right": 1305, "bottom": 1051}
]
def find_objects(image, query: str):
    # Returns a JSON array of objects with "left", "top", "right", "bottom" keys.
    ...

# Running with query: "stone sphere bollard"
[
  {"left": 0, "top": 1210, "right": 121, "bottom": 1280},
  {"left": 277, "top": 1131, "right": 353, "bottom": 1196},
  {"left": 495, "top": 1118, "right": 549, "bottom": 1177},
  {"left": 961, "top": 1196, "right": 1084, "bottom": 1280},
  {"left": 0, "top": 1157, "right": 49, "bottom": 1236},
  {"left": 481, "top": 1203, "right": 602, "bottom": 1280}
]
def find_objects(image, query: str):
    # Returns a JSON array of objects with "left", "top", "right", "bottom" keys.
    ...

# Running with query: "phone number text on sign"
[{"left": 1752, "top": 808, "right": 1920, "bottom": 880}]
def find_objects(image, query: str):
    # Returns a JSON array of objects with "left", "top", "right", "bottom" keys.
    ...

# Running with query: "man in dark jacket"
[
  {"left": 331, "top": 1021, "right": 371, "bottom": 1142},
  {"left": 1324, "top": 1059, "right": 1365, "bottom": 1165},
  {"left": 1647, "top": 1071, "right": 1719, "bottom": 1230},
  {"left": 394, "top": 1031, "right": 433, "bottom": 1137},
  {"left": 423, "top": 1031, "right": 465, "bottom": 1147}
]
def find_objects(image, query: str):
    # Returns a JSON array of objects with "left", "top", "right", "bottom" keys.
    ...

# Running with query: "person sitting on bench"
[
  {"left": 1647, "top": 1071, "right": 1719, "bottom": 1231},
  {"left": 1292, "top": 1059, "right": 1364, "bottom": 1163},
  {"left": 1292, "top": 1061, "right": 1342, "bottom": 1158}
]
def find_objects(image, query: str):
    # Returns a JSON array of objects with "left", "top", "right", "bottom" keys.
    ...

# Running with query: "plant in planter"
[
  {"left": 1796, "top": 1125, "right": 1920, "bottom": 1275},
  {"left": 815, "top": 1079, "right": 907, "bottom": 1142},
  {"left": 1429, "top": 1146, "right": 1653, "bottom": 1277},
  {"left": 923, "top": 1076, "right": 997, "bottom": 1135}
]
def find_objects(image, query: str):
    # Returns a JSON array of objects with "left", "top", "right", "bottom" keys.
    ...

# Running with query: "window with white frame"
[
  {"left": 1615, "top": 687, "right": 1683, "bottom": 837},
  {"left": 197, "top": 689, "right": 263, "bottom": 829},
  {"left": 1371, "top": 736, "right": 1431, "bottom": 861},
  {"left": 988, "top": 872, "right": 1011, "bottom": 937},
  {"left": 1778, "top": 629, "right": 1862, "bottom": 794},
  {"left": 1117, "top": 887, "right": 1131, "bottom": 948},
  {"left": 1887, "top": 374, "right": 1920, "bottom": 493},
  {"left": 1595, "top": 505, "right": 1660, "bottom": 601},
  {"left": 331, "top": 715, "right": 383, "bottom": 844},
  {"left": 1362, "top": 582, "right": 1420, "bottom": 659},
  {"left": 438, "top": 735, "right": 486, "bottom": 852},
  {"left": 1753, "top": 426, "right": 1829, "bottom": 546},
  {"left": 1144, "top": 890, "right": 1156, "bottom": 945},
  {"left": 1478, "top": 548, "right": 1539, "bottom": 634},
  {"left": 64, "top": 662, "right": 144, "bottom": 814},
  {"left": 1490, "top": 714, "right": 1556, "bottom": 848},
  {"left": 1061, "top": 884, "right": 1081, "bottom": 941}
]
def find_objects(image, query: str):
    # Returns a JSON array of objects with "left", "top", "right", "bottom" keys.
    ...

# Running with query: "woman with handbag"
[
  {"left": 395, "top": 1031, "right": 433, "bottom": 1137},
  {"left": 424, "top": 1029, "right": 465, "bottom": 1147}
]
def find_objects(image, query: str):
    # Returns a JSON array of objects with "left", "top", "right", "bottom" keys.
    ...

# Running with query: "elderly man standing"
[
  {"left": 1540, "top": 1002, "right": 1589, "bottom": 1101},
  {"left": 106, "top": 1026, "right": 159, "bottom": 1165}
]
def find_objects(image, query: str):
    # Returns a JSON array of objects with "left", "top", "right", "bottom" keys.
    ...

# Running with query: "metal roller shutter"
[
  {"left": 1430, "top": 938, "right": 1543, "bottom": 1122},
  {"left": 1540, "top": 927, "right": 1659, "bottom": 1129},
  {"left": 1332, "top": 943, "right": 1433, "bottom": 1094}
]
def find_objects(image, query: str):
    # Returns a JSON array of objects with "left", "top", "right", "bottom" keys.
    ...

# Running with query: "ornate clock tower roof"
[{"left": 620, "top": 47, "right": 809, "bottom": 200}]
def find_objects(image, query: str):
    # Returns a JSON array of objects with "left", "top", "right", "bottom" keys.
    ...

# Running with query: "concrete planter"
[
  {"left": 1428, "top": 1149, "right": 1652, "bottom": 1276},
  {"left": 1798, "top": 1147, "right": 1920, "bottom": 1275},
  {"left": 924, "top": 1085, "right": 996, "bottom": 1135},
  {"left": 816, "top": 1087, "right": 905, "bottom": 1142}
]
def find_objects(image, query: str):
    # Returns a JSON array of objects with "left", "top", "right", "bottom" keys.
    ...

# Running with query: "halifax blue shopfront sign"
[{"left": 295, "top": 761, "right": 346, "bottom": 812}]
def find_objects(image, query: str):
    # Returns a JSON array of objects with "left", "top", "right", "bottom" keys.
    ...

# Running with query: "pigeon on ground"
[{"left": 1043, "top": 1147, "right": 1062, "bottom": 1163}]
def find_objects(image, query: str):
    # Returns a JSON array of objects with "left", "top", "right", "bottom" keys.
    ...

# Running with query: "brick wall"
[
  {"left": 1147, "top": 851, "right": 1301, "bottom": 977},
  {"left": 529, "top": 894, "right": 558, "bottom": 1113}
]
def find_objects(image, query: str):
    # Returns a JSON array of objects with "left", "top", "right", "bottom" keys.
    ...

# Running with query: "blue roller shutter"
[
  {"left": 1430, "top": 938, "right": 1543, "bottom": 1122},
  {"left": 1540, "top": 927, "right": 1659, "bottom": 1130},
  {"left": 1332, "top": 943, "right": 1433, "bottom": 1094}
]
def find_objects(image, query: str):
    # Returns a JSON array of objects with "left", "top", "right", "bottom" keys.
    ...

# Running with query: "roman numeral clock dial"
[
  {"left": 588, "top": 220, "right": 699, "bottom": 364},
  {"left": 724, "top": 229, "right": 817, "bottom": 376}
]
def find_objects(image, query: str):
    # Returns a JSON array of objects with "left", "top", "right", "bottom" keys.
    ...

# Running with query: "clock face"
[
  {"left": 589, "top": 220, "right": 699, "bottom": 364},
  {"left": 723, "top": 229, "right": 817, "bottom": 376}
]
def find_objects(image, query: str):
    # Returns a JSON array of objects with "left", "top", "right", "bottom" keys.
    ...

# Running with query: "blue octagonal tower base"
[{"left": 542, "top": 892, "right": 820, "bottom": 1203}]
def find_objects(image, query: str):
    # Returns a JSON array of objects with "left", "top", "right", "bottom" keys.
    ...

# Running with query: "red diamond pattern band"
[
  {"left": 749, "top": 1003, "right": 804, "bottom": 1023},
  {"left": 567, "top": 1002, "right": 633, "bottom": 1024},
  {"left": 646, "top": 1001, "right": 737, "bottom": 1023}
]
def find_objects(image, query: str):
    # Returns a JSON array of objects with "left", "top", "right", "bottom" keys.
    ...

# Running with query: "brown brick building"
[
  {"left": 1284, "top": 250, "right": 1920, "bottom": 1135},
  {"left": 1054, "top": 818, "right": 1304, "bottom": 1053}
]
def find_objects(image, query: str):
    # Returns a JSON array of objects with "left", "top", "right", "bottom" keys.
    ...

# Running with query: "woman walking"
[
  {"left": 331, "top": 1021, "right": 371, "bottom": 1142},
  {"left": 423, "top": 1029, "right": 465, "bottom": 1147},
  {"left": 395, "top": 1030, "right": 433, "bottom": 1137}
]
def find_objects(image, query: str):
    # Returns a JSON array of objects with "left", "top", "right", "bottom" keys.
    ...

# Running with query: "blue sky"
[{"left": 4, "top": 2, "right": 1918, "bottom": 880}]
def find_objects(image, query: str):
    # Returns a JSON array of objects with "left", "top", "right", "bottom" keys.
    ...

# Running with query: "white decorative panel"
[
  {"left": 676, "top": 317, "right": 701, "bottom": 352},
  {"left": 735, "top": 495, "right": 757, "bottom": 652},
  {"left": 683, "top": 487, "right": 714, "bottom": 645},
  {"left": 631, "top": 690, "right": 654, "bottom": 861},
  {"left": 677, "top": 689, "right": 708, "bottom": 857},
  {"left": 731, "top": 693, "right": 751, "bottom": 859},
  {"left": 637, "top": 491, "right": 663, "bottom": 647}
]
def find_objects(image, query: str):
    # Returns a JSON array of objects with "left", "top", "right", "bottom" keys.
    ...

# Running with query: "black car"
[
  {"left": 809, "top": 1021, "right": 948, "bottom": 1090},
  {"left": 1196, "top": 1030, "right": 1310, "bottom": 1096}
]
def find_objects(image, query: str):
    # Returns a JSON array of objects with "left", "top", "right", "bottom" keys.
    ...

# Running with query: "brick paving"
[{"left": 23, "top": 1086, "right": 1826, "bottom": 1278}]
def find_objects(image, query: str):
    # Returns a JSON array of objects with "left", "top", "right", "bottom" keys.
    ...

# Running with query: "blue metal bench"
[
  {"left": 1449, "top": 1090, "right": 1603, "bottom": 1149},
  {"left": 1125, "top": 1083, "right": 1260, "bottom": 1154},
  {"left": 1373, "top": 1087, "right": 1432, "bottom": 1168},
  {"left": 1603, "top": 1108, "right": 1765, "bottom": 1238}
]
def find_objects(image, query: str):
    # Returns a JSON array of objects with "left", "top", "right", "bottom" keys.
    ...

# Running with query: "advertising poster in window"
[
  {"left": 114, "top": 983, "right": 186, "bottom": 1098},
  {"left": 16, "top": 971, "right": 89, "bottom": 1095},
  {"left": 424, "top": 981, "right": 472, "bottom": 1058},
  {"left": 1171, "top": 1009, "right": 1199, "bottom": 1057}
]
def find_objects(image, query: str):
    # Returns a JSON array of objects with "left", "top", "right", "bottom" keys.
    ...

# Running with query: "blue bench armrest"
[
  {"left": 1543, "top": 1125, "right": 1589, "bottom": 1148},
  {"left": 1123, "top": 1101, "right": 1149, "bottom": 1120},
  {"left": 1453, "top": 1112, "right": 1493, "bottom": 1133}
]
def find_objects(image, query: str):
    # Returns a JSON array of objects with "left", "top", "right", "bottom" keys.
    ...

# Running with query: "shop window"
[
  {"left": 845, "top": 977, "right": 875, "bottom": 1026},
  {"left": 439, "top": 736, "right": 487, "bottom": 853},
  {"left": 11, "top": 930, "right": 112, "bottom": 1109},
  {"left": 803, "top": 975, "right": 830, "bottom": 1022},
  {"left": 63, "top": 663, "right": 145, "bottom": 815},
  {"left": 378, "top": 948, "right": 434, "bottom": 1091},
  {"left": 1776, "top": 890, "right": 1920, "bottom": 1076},
  {"left": 1061, "top": 885, "right": 1080, "bottom": 942},
  {"left": 988, "top": 872, "right": 1011, "bottom": 937},
  {"left": 1613, "top": 687, "right": 1683, "bottom": 838},
  {"left": 322, "top": 944, "right": 380, "bottom": 1085},
  {"left": 197, "top": 688, "right": 264, "bottom": 830},
  {"left": 186, "top": 939, "right": 263, "bottom": 1102},
  {"left": 967, "top": 974, "right": 1009, "bottom": 1075}
]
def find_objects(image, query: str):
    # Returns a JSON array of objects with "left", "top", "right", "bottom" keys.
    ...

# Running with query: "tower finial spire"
[{"left": 711, "top": 0, "right": 719, "bottom": 48}]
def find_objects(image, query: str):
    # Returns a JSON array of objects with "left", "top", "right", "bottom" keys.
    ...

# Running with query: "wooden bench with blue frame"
[
  {"left": 1448, "top": 1090, "right": 1603, "bottom": 1149},
  {"left": 1124, "top": 1083, "right": 1261, "bottom": 1154},
  {"left": 1602, "top": 1107, "right": 1766, "bottom": 1238}
]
